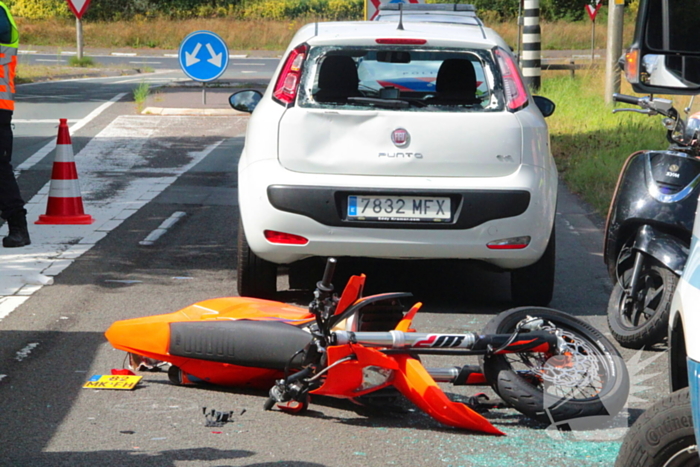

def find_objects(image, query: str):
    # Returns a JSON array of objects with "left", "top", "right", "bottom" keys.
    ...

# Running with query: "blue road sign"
[{"left": 179, "top": 30, "right": 229, "bottom": 82}]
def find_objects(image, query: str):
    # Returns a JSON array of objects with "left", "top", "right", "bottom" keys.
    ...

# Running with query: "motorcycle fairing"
[{"left": 311, "top": 344, "right": 504, "bottom": 434}]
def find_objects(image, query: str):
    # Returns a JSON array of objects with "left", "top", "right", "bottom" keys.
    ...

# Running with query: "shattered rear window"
[{"left": 298, "top": 46, "right": 503, "bottom": 112}]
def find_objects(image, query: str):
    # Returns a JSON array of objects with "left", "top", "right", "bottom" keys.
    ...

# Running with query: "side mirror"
[
  {"left": 626, "top": 0, "right": 700, "bottom": 95},
  {"left": 229, "top": 90, "right": 263, "bottom": 113},
  {"left": 533, "top": 96, "right": 555, "bottom": 118}
]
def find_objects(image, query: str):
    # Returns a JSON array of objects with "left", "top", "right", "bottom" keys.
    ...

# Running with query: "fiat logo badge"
[{"left": 391, "top": 128, "right": 410, "bottom": 148}]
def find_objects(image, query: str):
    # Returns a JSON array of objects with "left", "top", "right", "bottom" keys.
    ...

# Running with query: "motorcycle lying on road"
[
  {"left": 106, "top": 258, "right": 629, "bottom": 435},
  {"left": 605, "top": 93, "right": 700, "bottom": 349}
]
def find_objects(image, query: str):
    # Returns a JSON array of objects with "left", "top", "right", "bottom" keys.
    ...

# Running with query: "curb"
[{"left": 141, "top": 107, "right": 248, "bottom": 116}]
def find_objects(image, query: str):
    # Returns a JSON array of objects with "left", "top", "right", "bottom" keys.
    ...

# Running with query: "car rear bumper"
[{"left": 238, "top": 159, "right": 557, "bottom": 268}]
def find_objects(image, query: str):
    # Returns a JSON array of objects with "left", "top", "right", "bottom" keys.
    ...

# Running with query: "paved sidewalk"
[{"left": 142, "top": 80, "right": 267, "bottom": 116}]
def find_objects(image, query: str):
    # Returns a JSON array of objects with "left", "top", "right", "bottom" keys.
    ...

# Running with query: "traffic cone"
[{"left": 35, "top": 119, "right": 94, "bottom": 225}]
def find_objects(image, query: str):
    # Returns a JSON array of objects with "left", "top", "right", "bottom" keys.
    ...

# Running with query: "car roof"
[
  {"left": 287, "top": 21, "right": 509, "bottom": 51},
  {"left": 375, "top": 3, "right": 483, "bottom": 26}
]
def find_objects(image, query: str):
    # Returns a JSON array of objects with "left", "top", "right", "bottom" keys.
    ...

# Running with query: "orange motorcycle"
[{"left": 106, "top": 258, "right": 629, "bottom": 435}]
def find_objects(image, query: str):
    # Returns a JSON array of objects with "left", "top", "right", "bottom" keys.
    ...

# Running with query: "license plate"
[{"left": 347, "top": 195, "right": 451, "bottom": 222}]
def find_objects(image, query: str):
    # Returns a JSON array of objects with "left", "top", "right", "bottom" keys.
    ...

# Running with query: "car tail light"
[
  {"left": 624, "top": 48, "right": 640, "bottom": 84},
  {"left": 375, "top": 38, "right": 427, "bottom": 45},
  {"left": 495, "top": 48, "right": 528, "bottom": 112},
  {"left": 264, "top": 230, "right": 309, "bottom": 245},
  {"left": 272, "top": 44, "right": 308, "bottom": 106},
  {"left": 487, "top": 236, "right": 531, "bottom": 249}
]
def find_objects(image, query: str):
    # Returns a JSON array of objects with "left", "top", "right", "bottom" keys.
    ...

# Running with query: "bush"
[{"left": 6, "top": 0, "right": 70, "bottom": 19}]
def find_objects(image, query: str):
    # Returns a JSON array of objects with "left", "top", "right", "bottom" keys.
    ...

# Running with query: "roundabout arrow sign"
[{"left": 178, "top": 31, "right": 229, "bottom": 82}]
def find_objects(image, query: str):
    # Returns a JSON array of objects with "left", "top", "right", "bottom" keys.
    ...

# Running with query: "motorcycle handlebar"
[
  {"left": 613, "top": 93, "right": 641, "bottom": 106},
  {"left": 317, "top": 258, "right": 337, "bottom": 293}
]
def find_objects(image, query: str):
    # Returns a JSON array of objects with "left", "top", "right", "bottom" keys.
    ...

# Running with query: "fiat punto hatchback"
[{"left": 230, "top": 18, "right": 558, "bottom": 305}]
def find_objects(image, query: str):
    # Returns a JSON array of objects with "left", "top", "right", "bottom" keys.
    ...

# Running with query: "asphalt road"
[{"left": 0, "top": 73, "right": 669, "bottom": 467}]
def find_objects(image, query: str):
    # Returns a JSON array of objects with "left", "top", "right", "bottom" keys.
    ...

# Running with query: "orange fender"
[{"left": 392, "top": 355, "right": 505, "bottom": 435}]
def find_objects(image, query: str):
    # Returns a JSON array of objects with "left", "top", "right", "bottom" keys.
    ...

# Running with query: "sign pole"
[
  {"left": 76, "top": 17, "right": 83, "bottom": 60},
  {"left": 590, "top": 17, "right": 595, "bottom": 62},
  {"left": 203, "top": 82, "right": 207, "bottom": 105}
]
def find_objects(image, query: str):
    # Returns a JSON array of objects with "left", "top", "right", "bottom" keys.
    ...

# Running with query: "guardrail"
[{"left": 542, "top": 60, "right": 589, "bottom": 78}]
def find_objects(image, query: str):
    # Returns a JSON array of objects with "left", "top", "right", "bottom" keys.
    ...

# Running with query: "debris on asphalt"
[{"left": 203, "top": 407, "right": 235, "bottom": 427}]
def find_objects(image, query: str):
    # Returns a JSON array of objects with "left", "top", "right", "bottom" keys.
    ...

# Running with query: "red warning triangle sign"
[
  {"left": 585, "top": 3, "right": 602, "bottom": 21},
  {"left": 66, "top": 0, "right": 92, "bottom": 19}
]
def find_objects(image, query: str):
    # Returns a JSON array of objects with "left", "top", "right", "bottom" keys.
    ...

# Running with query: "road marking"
[
  {"left": 36, "top": 59, "right": 64, "bottom": 62},
  {"left": 15, "top": 343, "right": 39, "bottom": 362},
  {"left": 15, "top": 93, "right": 127, "bottom": 173},
  {"left": 1, "top": 115, "right": 238, "bottom": 321},
  {"left": 14, "top": 119, "right": 80, "bottom": 123},
  {"left": 139, "top": 211, "right": 187, "bottom": 246},
  {"left": 112, "top": 52, "right": 137, "bottom": 57},
  {"left": 129, "top": 61, "right": 162, "bottom": 64},
  {"left": 231, "top": 62, "right": 266, "bottom": 66}
]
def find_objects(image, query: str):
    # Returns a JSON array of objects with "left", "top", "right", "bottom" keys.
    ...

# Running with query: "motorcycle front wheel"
[
  {"left": 615, "top": 388, "right": 698, "bottom": 467},
  {"left": 480, "top": 307, "right": 629, "bottom": 427},
  {"left": 607, "top": 256, "right": 677, "bottom": 349}
]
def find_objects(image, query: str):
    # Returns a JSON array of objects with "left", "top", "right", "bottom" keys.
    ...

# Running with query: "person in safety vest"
[{"left": 0, "top": 2, "right": 28, "bottom": 248}]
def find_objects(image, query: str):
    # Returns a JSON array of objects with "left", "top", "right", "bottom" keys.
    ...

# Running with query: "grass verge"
[
  {"left": 17, "top": 17, "right": 635, "bottom": 51},
  {"left": 540, "top": 68, "right": 685, "bottom": 215}
]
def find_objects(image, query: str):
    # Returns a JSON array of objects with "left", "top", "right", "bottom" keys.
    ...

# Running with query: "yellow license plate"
[{"left": 83, "top": 374, "right": 142, "bottom": 390}]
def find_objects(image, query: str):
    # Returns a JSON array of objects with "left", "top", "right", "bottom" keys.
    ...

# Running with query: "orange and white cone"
[{"left": 35, "top": 118, "right": 94, "bottom": 225}]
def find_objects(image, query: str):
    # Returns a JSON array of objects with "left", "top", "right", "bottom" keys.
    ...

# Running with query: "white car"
[{"left": 229, "top": 18, "right": 558, "bottom": 304}]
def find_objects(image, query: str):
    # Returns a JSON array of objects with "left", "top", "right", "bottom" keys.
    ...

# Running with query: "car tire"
[
  {"left": 615, "top": 388, "right": 698, "bottom": 467},
  {"left": 237, "top": 219, "right": 277, "bottom": 298},
  {"left": 511, "top": 226, "right": 555, "bottom": 306}
]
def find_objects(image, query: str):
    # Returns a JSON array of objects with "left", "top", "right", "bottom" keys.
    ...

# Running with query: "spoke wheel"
[{"left": 481, "top": 307, "right": 629, "bottom": 427}]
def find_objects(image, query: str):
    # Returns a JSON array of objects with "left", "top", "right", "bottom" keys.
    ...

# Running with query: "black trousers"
[{"left": 0, "top": 109, "right": 24, "bottom": 220}]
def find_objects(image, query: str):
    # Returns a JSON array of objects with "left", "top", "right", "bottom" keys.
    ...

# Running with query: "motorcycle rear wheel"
[
  {"left": 480, "top": 307, "right": 629, "bottom": 427},
  {"left": 615, "top": 388, "right": 698, "bottom": 467},
  {"left": 607, "top": 258, "right": 677, "bottom": 349}
]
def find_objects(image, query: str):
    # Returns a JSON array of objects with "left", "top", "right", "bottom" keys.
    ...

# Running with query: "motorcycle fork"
[{"left": 626, "top": 250, "right": 646, "bottom": 302}]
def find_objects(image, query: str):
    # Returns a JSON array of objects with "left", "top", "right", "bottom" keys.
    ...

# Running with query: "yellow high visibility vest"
[{"left": 0, "top": 2, "right": 19, "bottom": 111}]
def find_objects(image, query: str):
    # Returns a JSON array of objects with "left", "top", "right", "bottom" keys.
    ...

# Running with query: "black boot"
[{"left": 3, "top": 211, "right": 31, "bottom": 248}]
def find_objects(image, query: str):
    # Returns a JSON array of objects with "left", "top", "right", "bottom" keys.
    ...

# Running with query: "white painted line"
[
  {"left": 15, "top": 93, "right": 127, "bottom": 173},
  {"left": 36, "top": 59, "right": 63, "bottom": 62},
  {"left": 14, "top": 119, "right": 80, "bottom": 124},
  {"left": 0, "top": 297, "right": 29, "bottom": 320},
  {"left": 60, "top": 51, "right": 77, "bottom": 56},
  {"left": 231, "top": 62, "right": 265, "bottom": 66},
  {"left": 19, "top": 50, "right": 37, "bottom": 54},
  {"left": 0, "top": 116, "right": 230, "bottom": 321},
  {"left": 112, "top": 52, "right": 137, "bottom": 57},
  {"left": 15, "top": 343, "right": 39, "bottom": 361},
  {"left": 241, "top": 71, "right": 257, "bottom": 74},
  {"left": 128, "top": 61, "right": 162, "bottom": 64},
  {"left": 139, "top": 211, "right": 186, "bottom": 246},
  {"left": 164, "top": 54, "right": 178, "bottom": 58},
  {"left": 230, "top": 54, "right": 248, "bottom": 59}
]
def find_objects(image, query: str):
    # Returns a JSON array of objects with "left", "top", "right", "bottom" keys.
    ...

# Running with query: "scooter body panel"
[
  {"left": 633, "top": 224, "right": 689, "bottom": 275},
  {"left": 605, "top": 150, "right": 700, "bottom": 278}
]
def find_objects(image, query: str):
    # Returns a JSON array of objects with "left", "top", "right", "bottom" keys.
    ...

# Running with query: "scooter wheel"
[
  {"left": 480, "top": 307, "right": 629, "bottom": 428},
  {"left": 607, "top": 261, "right": 677, "bottom": 349},
  {"left": 615, "top": 388, "right": 698, "bottom": 467}
]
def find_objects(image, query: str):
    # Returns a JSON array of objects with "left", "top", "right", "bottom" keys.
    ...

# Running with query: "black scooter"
[{"left": 605, "top": 93, "right": 700, "bottom": 349}]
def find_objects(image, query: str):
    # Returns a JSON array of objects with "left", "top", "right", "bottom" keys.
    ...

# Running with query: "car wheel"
[
  {"left": 510, "top": 226, "right": 555, "bottom": 306},
  {"left": 615, "top": 388, "right": 698, "bottom": 467},
  {"left": 237, "top": 218, "right": 277, "bottom": 298}
]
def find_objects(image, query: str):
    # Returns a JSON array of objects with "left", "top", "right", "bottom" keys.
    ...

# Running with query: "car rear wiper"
[{"left": 347, "top": 97, "right": 410, "bottom": 109}]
